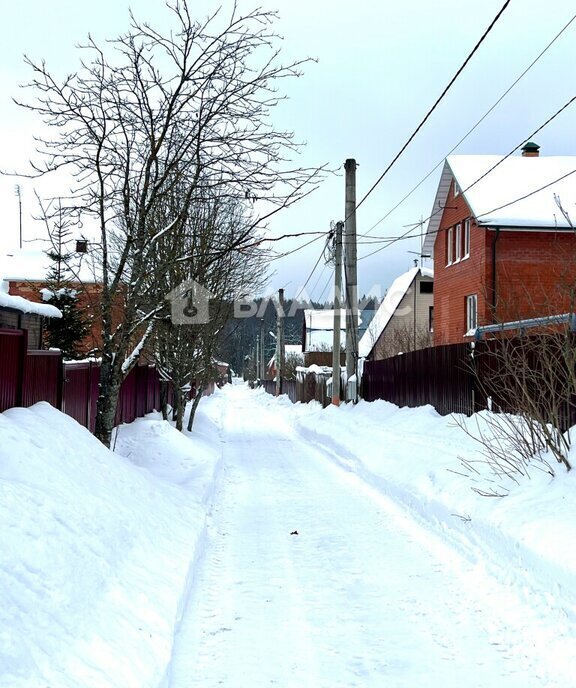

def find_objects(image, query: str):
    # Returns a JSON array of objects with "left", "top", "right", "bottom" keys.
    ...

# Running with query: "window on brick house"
[
  {"left": 446, "top": 227, "right": 453, "bottom": 265},
  {"left": 466, "top": 294, "right": 477, "bottom": 334},
  {"left": 429, "top": 306, "right": 434, "bottom": 333},
  {"left": 463, "top": 219, "right": 470, "bottom": 259},
  {"left": 454, "top": 180, "right": 460, "bottom": 197},
  {"left": 455, "top": 223, "right": 462, "bottom": 262}
]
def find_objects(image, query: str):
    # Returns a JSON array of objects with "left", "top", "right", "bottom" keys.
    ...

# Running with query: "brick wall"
[
  {"left": 433, "top": 181, "right": 489, "bottom": 344},
  {"left": 9, "top": 280, "right": 110, "bottom": 355},
  {"left": 494, "top": 231, "right": 576, "bottom": 321}
]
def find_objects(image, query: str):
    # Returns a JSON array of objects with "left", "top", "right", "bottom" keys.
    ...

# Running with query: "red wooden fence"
[{"left": 0, "top": 328, "right": 163, "bottom": 431}]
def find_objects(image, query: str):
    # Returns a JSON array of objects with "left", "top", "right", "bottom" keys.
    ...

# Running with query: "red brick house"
[
  {"left": 422, "top": 143, "right": 576, "bottom": 345},
  {"left": 1, "top": 249, "right": 104, "bottom": 354}
]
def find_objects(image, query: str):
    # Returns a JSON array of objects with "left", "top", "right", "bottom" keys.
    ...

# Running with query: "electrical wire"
[
  {"left": 360, "top": 11, "right": 576, "bottom": 237},
  {"left": 293, "top": 232, "right": 332, "bottom": 302},
  {"left": 315, "top": 270, "right": 334, "bottom": 304},
  {"left": 266, "top": 232, "right": 327, "bottom": 262},
  {"left": 358, "top": 92, "right": 576, "bottom": 261},
  {"left": 350, "top": 0, "right": 512, "bottom": 219},
  {"left": 475, "top": 167, "right": 576, "bottom": 220},
  {"left": 359, "top": 165, "right": 576, "bottom": 261}
]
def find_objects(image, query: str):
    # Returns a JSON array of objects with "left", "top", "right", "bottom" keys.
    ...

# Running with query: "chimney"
[{"left": 521, "top": 141, "right": 540, "bottom": 157}]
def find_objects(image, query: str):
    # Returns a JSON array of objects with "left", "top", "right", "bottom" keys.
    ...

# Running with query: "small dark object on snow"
[{"left": 290, "top": 530, "right": 298, "bottom": 535}]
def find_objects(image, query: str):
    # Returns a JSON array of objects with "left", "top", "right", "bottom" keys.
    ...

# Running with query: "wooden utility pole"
[
  {"left": 331, "top": 222, "right": 343, "bottom": 406},
  {"left": 259, "top": 318, "right": 265, "bottom": 380},
  {"left": 275, "top": 288, "right": 285, "bottom": 396},
  {"left": 344, "top": 158, "right": 358, "bottom": 401}
]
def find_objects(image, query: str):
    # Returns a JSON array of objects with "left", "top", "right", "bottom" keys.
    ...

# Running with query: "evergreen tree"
[{"left": 41, "top": 208, "right": 90, "bottom": 359}]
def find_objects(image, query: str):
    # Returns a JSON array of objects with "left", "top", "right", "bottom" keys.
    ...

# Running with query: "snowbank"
[
  {"left": 0, "top": 400, "right": 223, "bottom": 688},
  {"left": 256, "top": 390, "right": 576, "bottom": 630}
]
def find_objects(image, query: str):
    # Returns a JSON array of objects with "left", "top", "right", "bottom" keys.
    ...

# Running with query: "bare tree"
[
  {"left": 371, "top": 322, "right": 432, "bottom": 360},
  {"left": 18, "top": 2, "right": 326, "bottom": 445},
  {"left": 151, "top": 187, "right": 267, "bottom": 431}
]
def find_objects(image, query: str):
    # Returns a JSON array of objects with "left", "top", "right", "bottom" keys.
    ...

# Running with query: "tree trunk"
[
  {"left": 94, "top": 354, "right": 123, "bottom": 448},
  {"left": 187, "top": 387, "right": 203, "bottom": 432},
  {"left": 172, "top": 381, "right": 186, "bottom": 432},
  {"left": 160, "top": 380, "right": 169, "bottom": 421},
  {"left": 175, "top": 390, "right": 185, "bottom": 432}
]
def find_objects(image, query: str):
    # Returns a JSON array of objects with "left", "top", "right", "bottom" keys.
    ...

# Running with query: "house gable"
[
  {"left": 428, "top": 151, "right": 576, "bottom": 345},
  {"left": 359, "top": 267, "right": 433, "bottom": 360}
]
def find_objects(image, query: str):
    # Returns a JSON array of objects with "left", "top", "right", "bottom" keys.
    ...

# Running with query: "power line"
[
  {"left": 361, "top": 11, "right": 576, "bottom": 237},
  {"left": 309, "top": 262, "right": 328, "bottom": 298},
  {"left": 267, "top": 232, "right": 327, "bottom": 262},
  {"left": 463, "top": 94, "right": 576, "bottom": 195},
  {"left": 476, "top": 167, "right": 576, "bottom": 220},
  {"left": 359, "top": 166, "right": 576, "bottom": 261},
  {"left": 316, "top": 271, "right": 333, "bottom": 304},
  {"left": 351, "top": 0, "right": 512, "bottom": 218},
  {"left": 358, "top": 92, "right": 576, "bottom": 261},
  {"left": 293, "top": 232, "right": 332, "bottom": 302}
]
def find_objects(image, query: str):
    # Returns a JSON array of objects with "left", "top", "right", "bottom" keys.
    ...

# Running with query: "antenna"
[{"left": 14, "top": 185, "right": 22, "bottom": 249}]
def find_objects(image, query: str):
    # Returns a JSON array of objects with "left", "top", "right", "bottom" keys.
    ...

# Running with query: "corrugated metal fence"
[
  {"left": 0, "top": 328, "right": 163, "bottom": 431},
  {"left": 362, "top": 343, "right": 476, "bottom": 415}
]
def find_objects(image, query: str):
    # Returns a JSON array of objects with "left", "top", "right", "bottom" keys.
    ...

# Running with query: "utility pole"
[
  {"left": 331, "top": 221, "right": 343, "bottom": 406},
  {"left": 275, "top": 288, "right": 285, "bottom": 396},
  {"left": 344, "top": 158, "right": 358, "bottom": 402},
  {"left": 259, "top": 317, "right": 265, "bottom": 381}
]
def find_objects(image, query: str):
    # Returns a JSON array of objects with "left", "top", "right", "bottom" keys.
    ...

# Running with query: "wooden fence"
[
  {"left": 0, "top": 328, "right": 163, "bottom": 431},
  {"left": 262, "top": 378, "right": 298, "bottom": 404}
]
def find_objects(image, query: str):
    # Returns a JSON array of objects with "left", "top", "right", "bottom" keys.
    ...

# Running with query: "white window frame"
[
  {"left": 454, "top": 223, "right": 462, "bottom": 262},
  {"left": 466, "top": 294, "right": 478, "bottom": 335},
  {"left": 446, "top": 226, "right": 453, "bottom": 265},
  {"left": 454, "top": 180, "right": 460, "bottom": 197},
  {"left": 463, "top": 219, "right": 470, "bottom": 259}
]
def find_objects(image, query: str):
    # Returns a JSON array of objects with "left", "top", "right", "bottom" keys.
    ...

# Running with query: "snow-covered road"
[{"left": 164, "top": 385, "right": 568, "bottom": 688}]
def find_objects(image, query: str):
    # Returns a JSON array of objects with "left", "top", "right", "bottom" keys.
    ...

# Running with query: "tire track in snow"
[{"left": 165, "top": 386, "right": 572, "bottom": 687}]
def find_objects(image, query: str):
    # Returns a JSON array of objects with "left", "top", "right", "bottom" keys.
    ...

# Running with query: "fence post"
[{"left": 56, "top": 352, "right": 64, "bottom": 412}]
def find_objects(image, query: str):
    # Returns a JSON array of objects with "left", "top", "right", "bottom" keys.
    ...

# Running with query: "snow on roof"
[
  {"left": 303, "top": 309, "right": 354, "bottom": 331},
  {"left": 0, "top": 291, "right": 62, "bottom": 318},
  {"left": 1, "top": 249, "right": 100, "bottom": 283},
  {"left": 423, "top": 154, "right": 576, "bottom": 253},
  {"left": 358, "top": 267, "right": 433, "bottom": 359}
]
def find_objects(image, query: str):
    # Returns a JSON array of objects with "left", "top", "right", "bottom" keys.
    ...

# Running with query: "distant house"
[
  {"left": 0, "top": 283, "right": 61, "bottom": 349},
  {"left": 359, "top": 267, "right": 434, "bottom": 360},
  {"left": 267, "top": 344, "right": 303, "bottom": 378},
  {"left": 422, "top": 143, "right": 576, "bottom": 344},
  {"left": 1, "top": 249, "right": 103, "bottom": 354},
  {"left": 302, "top": 309, "right": 348, "bottom": 352},
  {"left": 301, "top": 309, "right": 363, "bottom": 367}
]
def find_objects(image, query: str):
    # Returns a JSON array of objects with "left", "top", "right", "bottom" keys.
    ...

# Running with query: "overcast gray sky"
[{"left": 1, "top": 0, "right": 575, "bottom": 300}]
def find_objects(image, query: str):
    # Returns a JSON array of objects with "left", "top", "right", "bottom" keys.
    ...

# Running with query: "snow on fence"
[
  {"left": 262, "top": 368, "right": 332, "bottom": 407},
  {"left": 0, "top": 328, "right": 162, "bottom": 431},
  {"left": 262, "top": 378, "right": 298, "bottom": 403}
]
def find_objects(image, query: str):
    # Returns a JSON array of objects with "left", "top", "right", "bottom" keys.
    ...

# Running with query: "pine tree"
[{"left": 41, "top": 206, "right": 90, "bottom": 359}]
